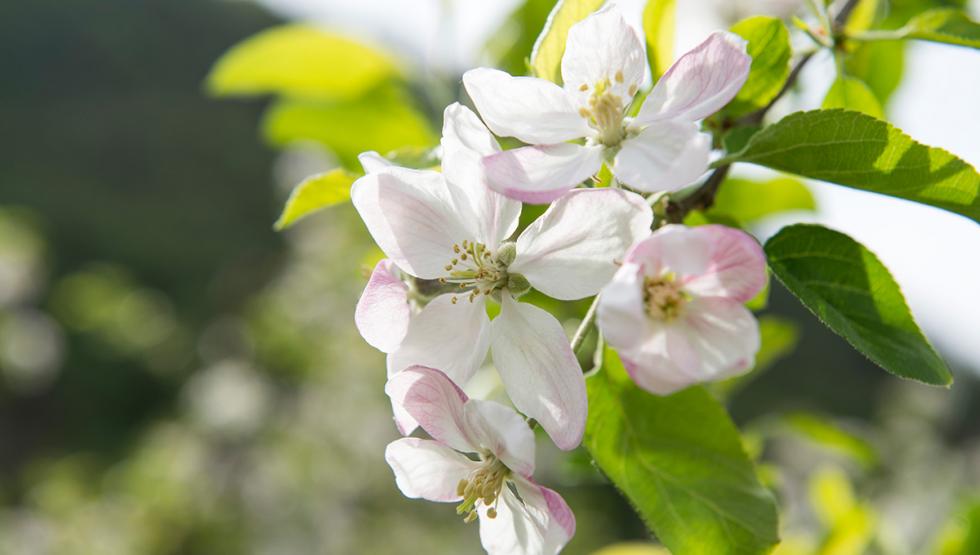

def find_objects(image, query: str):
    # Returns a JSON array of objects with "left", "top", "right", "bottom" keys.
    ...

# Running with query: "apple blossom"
[
  {"left": 597, "top": 224, "right": 766, "bottom": 394},
  {"left": 385, "top": 366, "right": 575, "bottom": 555},
  {"left": 351, "top": 102, "right": 652, "bottom": 449},
  {"left": 462, "top": 7, "right": 750, "bottom": 203}
]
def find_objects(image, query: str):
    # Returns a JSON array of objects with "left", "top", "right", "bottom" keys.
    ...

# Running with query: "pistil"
[
  {"left": 439, "top": 240, "right": 513, "bottom": 303},
  {"left": 644, "top": 273, "right": 689, "bottom": 321}
]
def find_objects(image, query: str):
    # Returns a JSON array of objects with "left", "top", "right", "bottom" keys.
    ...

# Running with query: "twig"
[{"left": 571, "top": 296, "right": 600, "bottom": 353}]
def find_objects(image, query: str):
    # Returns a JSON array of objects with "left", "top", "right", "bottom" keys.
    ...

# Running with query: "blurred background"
[{"left": 0, "top": 0, "right": 978, "bottom": 553}]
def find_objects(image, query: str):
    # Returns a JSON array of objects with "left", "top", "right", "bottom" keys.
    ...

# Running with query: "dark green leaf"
[
  {"left": 765, "top": 224, "right": 951, "bottom": 385},
  {"left": 723, "top": 17, "right": 792, "bottom": 118},
  {"left": 723, "top": 109, "right": 980, "bottom": 223},
  {"left": 585, "top": 348, "right": 780, "bottom": 555}
]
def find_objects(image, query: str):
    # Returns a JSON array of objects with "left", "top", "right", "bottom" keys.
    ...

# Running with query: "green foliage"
[
  {"left": 206, "top": 25, "right": 397, "bottom": 100},
  {"left": 808, "top": 467, "right": 877, "bottom": 555},
  {"left": 722, "top": 109, "right": 980, "bottom": 223},
  {"left": 709, "top": 176, "right": 816, "bottom": 225},
  {"left": 723, "top": 17, "right": 792, "bottom": 118},
  {"left": 844, "top": 41, "right": 905, "bottom": 107},
  {"left": 262, "top": 87, "right": 436, "bottom": 169},
  {"left": 765, "top": 224, "right": 951, "bottom": 386},
  {"left": 821, "top": 76, "right": 884, "bottom": 119},
  {"left": 530, "top": 0, "right": 606, "bottom": 83},
  {"left": 900, "top": 8, "right": 980, "bottom": 49},
  {"left": 486, "top": 0, "right": 557, "bottom": 76},
  {"left": 642, "top": 0, "right": 676, "bottom": 81},
  {"left": 274, "top": 169, "right": 357, "bottom": 231},
  {"left": 585, "top": 347, "right": 780, "bottom": 555},
  {"left": 782, "top": 413, "right": 878, "bottom": 468}
]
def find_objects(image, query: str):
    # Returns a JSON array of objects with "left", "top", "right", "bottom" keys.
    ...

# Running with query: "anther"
[
  {"left": 579, "top": 83, "right": 588, "bottom": 91},
  {"left": 615, "top": 70, "right": 624, "bottom": 83}
]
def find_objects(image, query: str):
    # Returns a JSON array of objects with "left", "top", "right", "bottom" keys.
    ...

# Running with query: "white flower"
[
  {"left": 462, "top": 7, "right": 750, "bottom": 203},
  {"left": 351, "top": 103, "right": 652, "bottom": 449},
  {"left": 385, "top": 366, "right": 575, "bottom": 555},
  {"left": 597, "top": 224, "right": 767, "bottom": 394}
]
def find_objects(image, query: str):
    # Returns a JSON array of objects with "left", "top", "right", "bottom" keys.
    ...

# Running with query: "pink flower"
[
  {"left": 462, "top": 7, "right": 750, "bottom": 203},
  {"left": 385, "top": 366, "right": 575, "bottom": 555},
  {"left": 351, "top": 103, "right": 652, "bottom": 449},
  {"left": 597, "top": 225, "right": 767, "bottom": 394}
]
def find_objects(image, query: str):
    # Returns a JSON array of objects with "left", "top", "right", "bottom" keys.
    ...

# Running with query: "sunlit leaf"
[
  {"left": 723, "top": 16, "right": 792, "bottom": 118},
  {"left": 585, "top": 347, "right": 780, "bottom": 555},
  {"left": 844, "top": 0, "right": 882, "bottom": 34},
  {"left": 642, "top": 0, "right": 675, "bottom": 81},
  {"left": 274, "top": 169, "right": 357, "bottom": 231},
  {"left": 206, "top": 25, "right": 397, "bottom": 100},
  {"left": 709, "top": 176, "right": 816, "bottom": 225},
  {"left": 722, "top": 109, "right": 980, "bottom": 222},
  {"left": 485, "top": 0, "right": 555, "bottom": 76},
  {"left": 901, "top": 8, "right": 980, "bottom": 49},
  {"left": 530, "top": 0, "right": 606, "bottom": 83},
  {"left": 262, "top": 87, "right": 436, "bottom": 169},
  {"left": 783, "top": 413, "right": 878, "bottom": 468},
  {"left": 810, "top": 467, "right": 876, "bottom": 555},
  {"left": 592, "top": 543, "right": 671, "bottom": 555},
  {"left": 822, "top": 76, "right": 884, "bottom": 119},
  {"left": 765, "top": 224, "right": 952, "bottom": 386}
]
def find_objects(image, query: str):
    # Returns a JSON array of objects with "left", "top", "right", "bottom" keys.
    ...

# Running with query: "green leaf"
[
  {"left": 844, "top": 0, "right": 882, "bottom": 34},
  {"left": 262, "top": 87, "right": 436, "bottom": 169},
  {"left": 585, "top": 347, "right": 780, "bottom": 555},
  {"left": 723, "top": 17, "right": 792, "bottom": 118},
  {"left": 709, "top": 176, "right": 816, "bottom": 225},
  {"left": 530, "top": 0, "right": 606, "bottom": 83},
  {"left": 902, "top": 8, "right": 980, "bottom": 49},
  {"left": 844, "top": 40, "right": 905, "bottom": 106},
  {"left": 821, "top": 76, "right": 884, "bottom": 119},
  {"left": 206, "top": 25, "right": 397, "bottom": 100},
  {"left": 274, "top": 169, "right": 357, "bottom": 230},
  {"left": 765, "top": 224, "right": 951, "bottom": 386},
  {"left": 642, "top": 0, "right": 676, "bottom": 81},
  {"left": 782, "top": 413, "right": 878, "bottom": 468},
  {"left": 721, "top": 125, "right": 761, "bottom": 154},
  {"left": 722, "top": 109, "right": 980, "bottom": 223},
  {"left": 485, "top": 0, "right": 555, "bottom": 76}
]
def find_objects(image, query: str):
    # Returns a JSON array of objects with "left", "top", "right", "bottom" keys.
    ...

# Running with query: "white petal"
[
  {"left": 681, "top": 225, "right": 768, "bottom": 303},
  {"left": 612, "top": 120, "right": 711, "bottom": 193},
  {"left": 463, "top": 68, "right": 591, "bottom": 144},
  {"left": 351, "top": 169, "right": 470, "bottom": 279},
  {"left": 626, "top": 224, "right": 712, "bottom": 278},
  {"left": 561, "top": 6, "right": 645, "bottom": 106},
  {"left": 441, "top": 103, "right": 521, "bottom": 247},
  {"left": 678, "top": 297, "right": 760, "bottom": 381},
  {"left": 636, "top": 31, "right": 751, "bottom": 124},
  {"left": 358, "top": 151, "right": 392, "bottom": 174},
  {"left": 482, "top": 144, "right": 604, "bottom": 205},
  {"left": 464, "top": 399, "right": 536, "bottom": 478},
  {"left": 478, "top": 478, "right": 575, "bottom": 555},
  {"left": 388, "top": 294, "right": 491, "bottom": 387},
  {"left": 596, "top": 262, "right": 653, "bottom": 352},
  {"left": 390, "top": 396, "right": 420, "bottom": 436},
  {"left": 385, "top": 366, "right": 475, "bottom": 453},
  {"left": 617, "top": 326, "right": 704, "bottom": 395},
  {"left": 491, "top": 296, "right": 586, "bottom": 451},
  {"left": 354, "top": 259, "right": 410, "bottom": 353},
  {"left": 385, "top": 438, "right": 476, "bottom": 502},
  {"left": 510, "top": 189, "right": 652, "bottom": 300}
]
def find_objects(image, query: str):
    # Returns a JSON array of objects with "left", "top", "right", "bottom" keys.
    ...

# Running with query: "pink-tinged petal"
[
  {"left": 463, "top": 399, "right": 536, "bottom": 478},
  {"left": 385, "top": 437, "right": 477, "bottom": 502},
  {"left": 478, "top": 478, "right": 575, "bottom": 555},
  {"left": 636, "top": 31, "right": 751, "bottom": 124},
  {"left": 612, "top": 120, "right": 711, "bottom": 193},
  {"left": 511, "top": 189, "right": 652, "bottom": 300},
  {"left": 463, "top": 68, "right": 591, "bottom": 144},
  {"left": 354, "top": 259, "right": 410, "bottom": 353},
  {"left": 682, "top": 225, "right": 767, "bottom": 302},
  {"left": 491, "top": 296, "right": 586, "bottom": 451},
  {"left": 358, "top": 151, "right": 392, "bottom": 174},
  {"left": 483, "top": 143, "right": 604, "bottom": 204},
  {"left": 388, "top": 294, "right": 491, "bottom": 387},
  {"left": 678, "top": 297, "right": 759, "bottom": 381},
  {"left": 597, "top": 262, "right": 653, "bottom": 352},
  {"left": 624, "top": 225, "right": 712, "bottom": 279},
  {"left": 385, "top": 366, "right": 475, "bottom": 453},
  {"left": 441, "top": 103, "right": 521, "bottom": 248},
  {"left": 616, "top": 325, "right": 704, "bottom": 395},
  {"left": 561, "top": 6, "right": 645, "bottom": 106},
  {"left": 390, "top": 396, "right": 419, "bottom": 436},
  {"left": 350, "top": 169, "right": 470, "bottom": 279}
]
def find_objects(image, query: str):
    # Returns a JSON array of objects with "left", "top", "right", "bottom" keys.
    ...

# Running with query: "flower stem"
[{"left": 571, "top": 296, "right": 600, "bottom": 354}]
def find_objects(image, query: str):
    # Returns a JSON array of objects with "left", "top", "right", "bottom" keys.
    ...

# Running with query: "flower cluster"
[{"left": 351, "top": 6, "right": 765, "bottom": 554}]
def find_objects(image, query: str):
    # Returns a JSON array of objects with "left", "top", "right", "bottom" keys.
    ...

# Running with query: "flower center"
[
  {"left": 455, "top": 453, "right": 510, "bottom": 522},
  {"left": 440, "top": 241, "right": 530, "bottom": 302},
  {"left": 578, "top": 74, "right": 637, "bottom": 147},
  {"left": 644, "top": 273, "right": 689, "bottom": 322}
]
